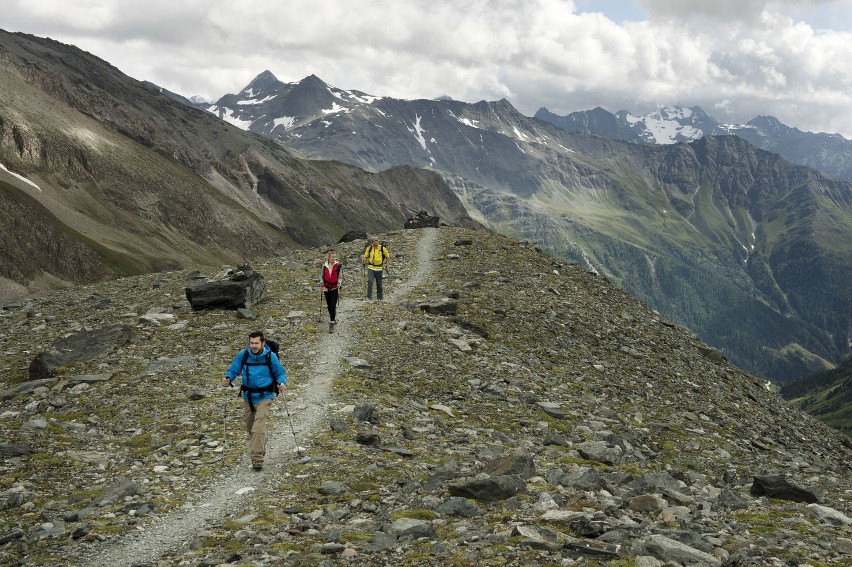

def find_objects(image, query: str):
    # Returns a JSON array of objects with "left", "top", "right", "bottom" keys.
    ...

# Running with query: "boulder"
[
  {"left": 391, "top": 518, "right": 436, "bottom": 539},
  {"left": 95, "top": 479, "right": 146, "bottom": 507},
  {"left": 485, "top": 454, "right": 536, "bottom": 479},
  {"left": 750, "top": 475, "right": 820, "bottom": 503},
  {"left": 0, "top": 444, "right": 33, "bottom": 458},
  {"left": 436, "top": 497, "right": 482, "bottom": 517},
  {"left": 404, "top": 210, "right": 440, "bottom": 229},
  {"left": 338, "top": 229, "right": 368, "bottom": 243},
  {"left": 577, "top": 440, "right": 624, "bottom": 465},
  {"left": 28, "top": 324, "right": 130, "bottom": 380},
  {"left": 418, "top": 296, "right": 458, "bottom": 315},
  {"left": 448, "top": 474, "right": 527, "bottom": 502},
  {"left": 631, "top": 534, "right": 721, "bottom": 567},
  {"left": 1, "top": 378, "right": 56, "bottom": 400},
  {"left": 185, "top": 266, "right": 267, "bottom": 310}
]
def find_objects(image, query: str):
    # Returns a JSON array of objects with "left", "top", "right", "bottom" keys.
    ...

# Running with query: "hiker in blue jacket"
[{"left": 222, "top": 330, "right": 286, "bottom": 470}]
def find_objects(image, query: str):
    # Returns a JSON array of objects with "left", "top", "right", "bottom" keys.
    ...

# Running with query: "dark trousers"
[
  {"left": 367, "top": 269, "right": 383, "bottom": 300},
  {"left": 324, "top": 288, "right": 338, "bottom": 321}
]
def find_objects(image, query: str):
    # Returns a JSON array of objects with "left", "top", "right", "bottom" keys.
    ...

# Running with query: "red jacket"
[{"left": 322, "top": 262, "right": 342, "bottom": 290}]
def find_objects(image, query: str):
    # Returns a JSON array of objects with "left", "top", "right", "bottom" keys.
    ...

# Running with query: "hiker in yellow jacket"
[{"left": 362, "top": 236, "right": 390, "bottom": 300}]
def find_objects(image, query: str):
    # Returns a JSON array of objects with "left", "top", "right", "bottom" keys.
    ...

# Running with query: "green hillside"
[{"left": 781, "top": 357, "right": 852, "bottom": 432}]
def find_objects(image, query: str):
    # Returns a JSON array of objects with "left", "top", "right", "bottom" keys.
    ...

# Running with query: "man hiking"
[
  {"left": 362, "top": 236, "right": 390, "bottom": 301},
  {"left": 222, "top": 330, "right": 286, "bottom": 470}
]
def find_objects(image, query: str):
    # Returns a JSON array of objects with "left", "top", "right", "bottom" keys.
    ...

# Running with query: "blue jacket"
[{"left": 225, "top": 345, "right": 286, "bottom": 405}]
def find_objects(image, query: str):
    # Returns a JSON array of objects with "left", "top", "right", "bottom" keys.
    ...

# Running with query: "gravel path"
[{"left": 83, "top": 228, "right": 438, "bottom": 566}]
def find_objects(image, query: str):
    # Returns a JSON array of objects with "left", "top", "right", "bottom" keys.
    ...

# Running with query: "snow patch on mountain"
[
  {"left": 447, "top": 109, "right": 479, "bottom": 129},
  {"left": 273, "top": 116, "right": 296, "bottom": 130},
  {"left": 0, "top": 161, "right": 41, "bottom": 192},
  {"left": 322, "top": 102, "right": 349, "bottom": 115},
  {"left": 512, "top": 126, "right": 530, "bottom": 142},
  {"left": 410, "top": 114, "right": 428, "bottom": 151},
  {"left": 218, "top": 107, "right": 253, "bottom": 130},
  {"left": 325, "top": 86, "right": 382, "bottom": 106},
  {"left": 237, "top": 95, "right": 277, "bottom": 106},
  {"left": 624, "top": 106, "right": 704, "bottom": 144}
]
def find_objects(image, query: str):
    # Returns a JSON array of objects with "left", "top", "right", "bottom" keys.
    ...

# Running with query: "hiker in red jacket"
[{"left": 321, "top": 248, "right": 343, "bottom": 333}]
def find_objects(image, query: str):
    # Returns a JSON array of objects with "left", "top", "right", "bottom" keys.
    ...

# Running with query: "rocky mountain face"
[
  {"left": 0, "top": 227, "right": 850, "bottom": 566},
  {"left": 0, "top": 31, "right": 475, "bottom": 300},
  {"left": 192, "top": 72, "right": 852, "bottom": 385},
  {"left": 535, "top": 105, "right": 852, "bottom": 182}
]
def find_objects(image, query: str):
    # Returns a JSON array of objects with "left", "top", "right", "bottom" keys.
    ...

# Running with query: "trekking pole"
[
  {"left": 280, "top": 392, "right": 303, "bottom": 456},
  {"left": 222, "top": 387, "right": 229, "bottom": 463}
]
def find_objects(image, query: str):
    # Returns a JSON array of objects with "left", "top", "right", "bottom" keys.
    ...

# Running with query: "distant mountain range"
[
  {"left": 535, "top": 105, "right": 852, "bottom": 182},
  {"left": 0, "top": 32, "right": 475, "bottom": 300},
  {"left": 168, "top": 71, "right": 852, "bottom": 384}
]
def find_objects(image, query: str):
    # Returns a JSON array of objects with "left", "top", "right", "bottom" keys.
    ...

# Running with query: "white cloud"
[{"left": 3, "top": 0, "right": 852, "bottom": 137}]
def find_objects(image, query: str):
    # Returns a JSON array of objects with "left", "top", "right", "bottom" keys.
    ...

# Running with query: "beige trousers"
[{"left": 243, "top": 398, "right": 272, "bottom": 465}]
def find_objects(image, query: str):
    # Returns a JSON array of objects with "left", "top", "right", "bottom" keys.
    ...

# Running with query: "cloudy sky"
[{"left": 5, "top": 0, "right": 852, "bottom": 137}]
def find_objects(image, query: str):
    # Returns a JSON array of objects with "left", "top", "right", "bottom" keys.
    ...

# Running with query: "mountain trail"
[{"left": 83, "top": 227, "right": 439, "bottom": 566}]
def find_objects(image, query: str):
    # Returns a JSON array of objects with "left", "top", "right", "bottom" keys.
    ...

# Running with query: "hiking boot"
[
  {"left": 328, "top": 322, "right": 334, "bottom": 333},
  {"left": 252, "top": 462, "right": 263, "bottom": 471}
]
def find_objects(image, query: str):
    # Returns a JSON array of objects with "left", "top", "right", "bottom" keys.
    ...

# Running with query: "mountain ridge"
[
  {"left": 189, "top": 71, "right": 852, "bottom": 384},
  {"left": 0, "top": 31, "right": 477, "bottom": 300},
  {"left": 536, "top": 103, "right": 852, "bottom": 181}
]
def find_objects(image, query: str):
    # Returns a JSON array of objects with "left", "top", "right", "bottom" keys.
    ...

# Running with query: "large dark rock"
[
  {"left": 418, "top": 296, "right": 458, "bottom": 315},
  {"left": 404, "top": 210, "right": 440, "bottom": 229},
  {"left": 1, "top": 378, "right": 56, "bottom": 401},
  {"left": 750, "top": 475, "right": 820, "bottom": 503},
  {"left": 436, "top": 497, "right": 482, "bottom": 517},
  {"left": 0, "top": 444, "right": 33, "bottom": 458},
  {"left": 447, "top": 474, "right": 527, "bottom": 502},
  {"left": 550, "top": 467, "right": 609, "bottom": 491},
  {"left": 484, "top": 454, "right": 536, "bottom": 479},
  {"left": 28, "top": 324, "right": 130, "bottom": 380},
  {"left": 338, "top": 229, "right": 368, "bottom": 243},
  {"left": 185, "top": 266, "right": 267, "bottom": 310}
]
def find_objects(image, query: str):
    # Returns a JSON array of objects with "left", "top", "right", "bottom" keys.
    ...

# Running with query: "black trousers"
[{"left": 324, "top": 288, "right": 339, "bottom": 321}]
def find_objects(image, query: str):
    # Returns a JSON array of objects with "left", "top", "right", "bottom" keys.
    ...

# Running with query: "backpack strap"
[
  {"left": 238, "top": 350, "right": 278, "bottom": 412},
  {"left": 367, "top": 246, "right": 386, "bottom": 268}
]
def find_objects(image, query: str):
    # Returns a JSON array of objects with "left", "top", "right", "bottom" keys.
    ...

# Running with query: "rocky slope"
[
  {"left": 0, "top": 31, "right": 475, "bottom": 299},
  {"left": 1, "top": 227, "right": 850, "bottom": 566}
]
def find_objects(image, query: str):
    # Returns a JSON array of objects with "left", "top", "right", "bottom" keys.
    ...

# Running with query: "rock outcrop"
[{"left": 184, "top": 265, "right": 267, "bottom": 310}]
